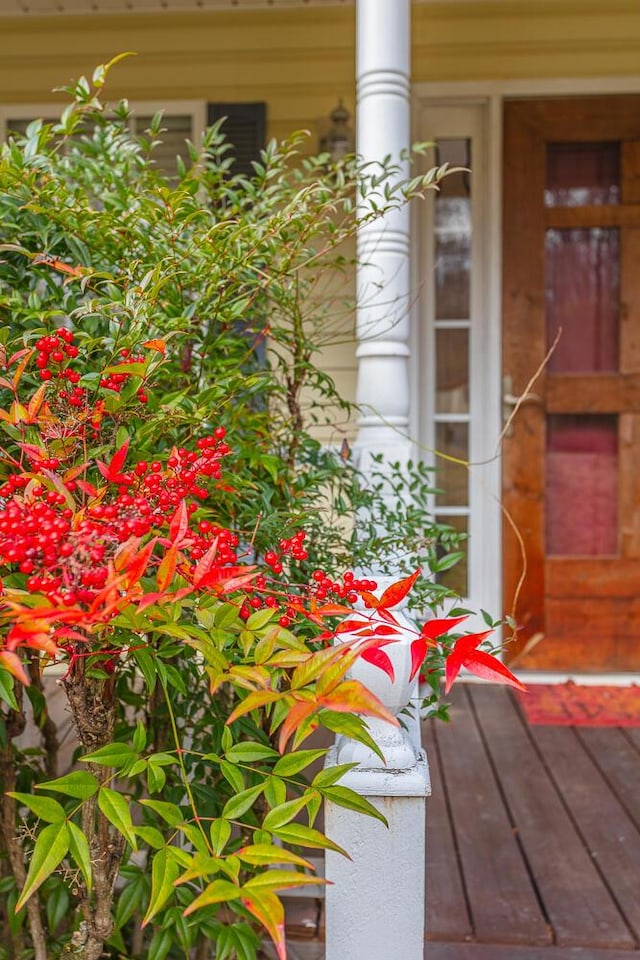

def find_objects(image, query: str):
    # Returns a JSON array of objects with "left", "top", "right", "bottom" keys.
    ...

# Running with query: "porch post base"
[{"left": 324, "top": 746, "right": 430, "bottom": 960}]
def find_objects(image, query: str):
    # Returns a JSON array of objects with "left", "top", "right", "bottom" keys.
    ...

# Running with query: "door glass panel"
[
  {"left": 435, "top": 329, "right": 469, "bottom": 413},
  {"left": 435, "top": 421, "right": 468, "bottom": 507},
  {"left": 546, "top": 415, "right": 618, "bottom": 555},
  {"left": 435, "top": 515, "right": 468, "bottom": 596},
  {"left": 545, "top": 228, "right": 619, "bottom": 372},
  {"left": 435, "top": 139, "right": 471, "bottom": 320},
  {"left": 545, "top": 141, "right": 620, "bottom": 207}
]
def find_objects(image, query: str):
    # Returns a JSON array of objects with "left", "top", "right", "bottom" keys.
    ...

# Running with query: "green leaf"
[
  {"left": 148, "top": 928, "right": 172, "bottom": 960},
  {"left": 132, "top": 720, "right": 147, "bottom": 752},
  {"left": 225, "top": 742, "right": 278, "bottom": 763},
  {"left": 114, "top": 873, "right": 145, "bottom": 930},
  {"left": 7, "top": 792, "right": 66, "bottom": 823},
  {"left": 271, "top": 822, "right": 350, "bottom": 857},
  {"left": 132, "top": 647, "right": 157, "bottom": 693},
  {"left": 146, "top": 762, "right": 166, "bottom": 794},
  {"left": 262, "top": 795, "right": 311, "bottom": 832},
  {"left": 318, "top": 709, "right": 385, "bottom": 763},
  {"left": 320, "top": 785, "right": 388, "bottom": 826},
  {"left": 46, "top": 881, "right": 70, "bottom": 933},
  {"left": 139, "top": 798, "right": 184, "bottom": 827},
  {"left": 81, "top": 743, "right": 136, "bottom": 768},
  {"left": 36, "top": 771, "right": 99, "bottom": 800},
  {"left": 210, "top": 818, "right": 231, "bottom": 855},
  {"left": 0, "top": 667, "right": 18, "bottom": 710},
  {"left": 246, "top": 608, "right": 277, "bottom": 631},
  {"left": 142, "top": 847, "right": 180, "bottom": 927},
  {"left": 273, "top": 749, "right": 326, "bottom": 777},
  {"left": 220, "top": 759, "right": 245, "bottom": 793},
  {"left": 243, "top": 868, "right": 323, "bottom": 893},
  {"left": 237, "top": 844, "right": 313, "bottom": 869},
  {"left": 98, "top": 787, "right": 137, "bottom": 850},
  {"left": 264, "top": 776, "right": 287, "bottom": 809},
  {"left": 68, "top": 820, "right": 93, "bottom": 892},
  {"left": 15, "top": 822, "right": 70, "bottom": 911},
  {"left": 133, "top": 825, "right": 165, "bottom": 849},
  {"left": 312, "top": 763, "right": 358, "bottom": 790},
  {"left": 221, "top": 783, "right": 265, "bottom": 820}
]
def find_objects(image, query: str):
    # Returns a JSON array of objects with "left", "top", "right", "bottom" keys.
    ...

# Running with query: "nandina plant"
[{"left": 0, "top": 330, "right": 523, "bottom": 960}]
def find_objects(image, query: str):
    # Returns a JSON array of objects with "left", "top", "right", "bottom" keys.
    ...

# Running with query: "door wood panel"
[{"left": 502, "top": 96, "right": 640, "bottom": 672}]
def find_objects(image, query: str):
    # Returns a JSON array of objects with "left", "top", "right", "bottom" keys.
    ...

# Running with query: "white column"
[{"left": 355, "top": 0, "right": 412, "bottom": 472}]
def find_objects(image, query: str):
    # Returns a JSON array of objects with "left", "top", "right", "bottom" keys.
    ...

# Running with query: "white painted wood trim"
[{"left": 0, "top": 99, "right": 206, "bottom": 145}]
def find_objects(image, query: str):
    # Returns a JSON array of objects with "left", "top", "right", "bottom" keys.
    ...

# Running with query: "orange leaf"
[
  {"left": 12, "top": 349, "right": 34, "bottom": 389},
  {"left": 156, "top": 545, "right": 178, "bottom": 592},
  {"left": 278, "top": 700, "right": 318, "bottom": 754},
  {"left": 143, "top": 339, "right": 166, "bottom": 354},
  {"left": 226, "top": 690, "right": 285, "bottom": 725},
  {"left": 241, "top": 891, "right": 286, "bottom": 960},
  {"left": 318, "top": 680, "right": 397, "bottom": 725},
  {"left": 378, "top": 569, "right": 422, "bottom": 609},
  {"left": 25, "top": 384, "right": 48, "bottom": 423},
  {"left": 0, "top": 651, "right": 30, "bottom": 685}
]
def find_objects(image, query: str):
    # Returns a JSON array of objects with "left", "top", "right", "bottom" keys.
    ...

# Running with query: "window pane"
[
  {"left": 546, "top": 228, "right": 619, "bottom": 373},
  {"left": 435, "top": 329, "right": 469, "bottom": 414},
  {"left": 545, "top": 141, "right": 619, "bottom": 207},
  {"left": 435, "top": 514, "right": 468, "bottom": 596},
  {"left": 435, "top": 139, "right": 471, "bottom": 320},
  {"left": 435, "top": 421, "right": 468, "bottom": 507},
  {"left": 546, "top": 415, "right": 618, "bottom": 555}
]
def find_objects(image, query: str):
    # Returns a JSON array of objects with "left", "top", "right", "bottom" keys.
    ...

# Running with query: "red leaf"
[
  {"left": 96, "top": 438, "right": 130, "bottom": 483},
  {"left": 420, "top": 615, "right": 468, "bottom": 641},
  {"left": 410, "top": 638, "right": 427, "bottom": 682},
  {"left": 124, "top": 538, "right": 157, "bottom": 585},
  {"left": 360, "top": 646, "right": 395, "bottom": 681},
  {"left": 75, "top": 479, "right": 98, "bottom": 497},
  {"left": 378, "top": 569, "right": 421, "bottom": 609},
  {"left": 192, "top": 537, "right": 219, "bottom": 587},
  {"left": 168, "top": 499, "right": 189, "bottom": 546},
  {"left": 444, "top": 630, "right": 493, "bottom": 693},
  {"left": 460, "top": 649, "right": 526, "bottom": 692}
]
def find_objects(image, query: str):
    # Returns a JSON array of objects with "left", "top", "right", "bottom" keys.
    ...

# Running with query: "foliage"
[{"left": 0, "top": 62, "right": 522, "bottom": 960}]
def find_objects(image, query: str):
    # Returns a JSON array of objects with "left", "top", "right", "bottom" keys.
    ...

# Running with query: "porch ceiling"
[{"left": 5, "top": 0, "right": 348, "bottom": 13}]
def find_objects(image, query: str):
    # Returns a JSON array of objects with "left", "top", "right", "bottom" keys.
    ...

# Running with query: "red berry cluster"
[
  {"left": 0, "top": 430, "right": 234, "bottom": 608},
  {"left": 264, "top": 530, "right": 308, "bottom": 575},
  {"left": 311, "top": 569, "right": 378, "bottom": 604},
  {"left": 100, "top": 349, "right": 149, "bottom": 403},
  {"left": 35, "top": 328, "right": 81, "bottom": 387}
]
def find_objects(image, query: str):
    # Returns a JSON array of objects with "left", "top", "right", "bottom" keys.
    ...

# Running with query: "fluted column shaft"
[{"left": 355, "top": 0, "right": 411, "bottom": 469}]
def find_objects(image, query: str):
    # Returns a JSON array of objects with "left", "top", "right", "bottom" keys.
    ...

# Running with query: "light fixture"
[{"left": 319, "top": 100, "right": 354, "bottom": 161}]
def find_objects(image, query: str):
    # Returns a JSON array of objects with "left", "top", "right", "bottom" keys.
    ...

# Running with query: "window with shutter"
[{"left": 207, "top": 102, "right": 267, "bottom": 178}]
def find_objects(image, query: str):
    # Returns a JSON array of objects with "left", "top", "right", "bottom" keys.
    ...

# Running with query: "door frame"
[{"left": 413, "top": 75, "right": 640, "bottom": 680}]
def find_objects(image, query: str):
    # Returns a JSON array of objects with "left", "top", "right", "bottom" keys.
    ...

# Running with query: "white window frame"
[{"left": 0, "top": 99, "right": 207, "bottom": 149}]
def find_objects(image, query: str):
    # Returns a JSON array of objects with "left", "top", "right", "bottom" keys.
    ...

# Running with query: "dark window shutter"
[{"left": 207, "top": 102, "right": 266, "bottom": 178}]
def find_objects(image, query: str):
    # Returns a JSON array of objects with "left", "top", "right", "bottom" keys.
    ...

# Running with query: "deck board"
[
  {"left": 430, "top": 686, "right": 550, "bottom": 945},
  {"left": 422, "top": 720, "right": 473, "bottom": 942},
  {"left": 531, "top": 723, "right": 640, "bottom": 942},
  {"left": 575, "top": 726, "right": 640, "bottom": 832},
  {"left": 467, "top": 685, "right": 636, "bottom": 950}
]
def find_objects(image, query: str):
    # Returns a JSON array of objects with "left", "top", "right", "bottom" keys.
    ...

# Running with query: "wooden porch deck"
[
  {"left": 283, "top": 683, "right": 640, "bottom": 959},
  {"left": 424, "top": 684, "right": 640, "bottom": 958}
]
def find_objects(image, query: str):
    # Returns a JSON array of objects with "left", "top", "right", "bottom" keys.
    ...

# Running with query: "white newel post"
[{"left": 324, "top": 3, "right": 430, "bottom": 959}]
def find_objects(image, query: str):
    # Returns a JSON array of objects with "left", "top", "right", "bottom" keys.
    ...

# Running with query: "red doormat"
[{"left": 517, "top": 682, "right": 640, "bottom": 726}]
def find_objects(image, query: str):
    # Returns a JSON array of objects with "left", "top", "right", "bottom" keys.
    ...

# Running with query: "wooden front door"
[{"left": 503, "top": 96, "right": 640, "bottom": 672}]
